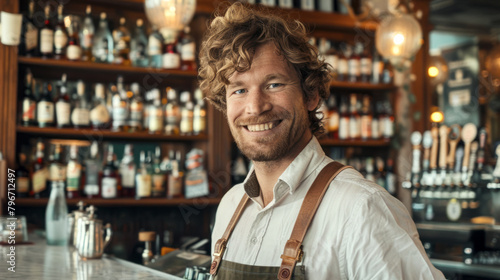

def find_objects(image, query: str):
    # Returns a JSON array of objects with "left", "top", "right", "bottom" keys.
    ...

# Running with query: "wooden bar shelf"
[
  {"left": 330, "top": 80, "right": 397, "bottom": 91},
  {"left": 16, "top": 197, "right": 221, "bottom": 207},
  {"left": 318, "top": 138, "right": 391, "bottom": 147},
  {"left": 17, "top": 126, "right": 208, "bottom": 142}
]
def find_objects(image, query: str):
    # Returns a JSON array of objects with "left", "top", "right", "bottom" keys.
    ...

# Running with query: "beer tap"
[
  {"left": 461, "top": 123, "right": 477, "bottom": 184},
  {"left": 421, "top": 130, "right": 433, "bottom": 194},
  {"left": 447, "top": 124, "right": 461, "bottom": 186},
  {"left": 475, "top": 128, "right": 487, "bottom": 182},
  {"left": 429, "top": 125, "right": 439, "bottom": 189},
  {"left": 410, "top": 131, "right": 422, "bottom": 191},
  {"left": 464, "top": 142, "right": 478, "bottom": 187},
  {"left": 453, "top": 147, "right": 464, "bottom": 190},
  {"left": 437, "top": 125, "right": 449, "bottom": 187}
]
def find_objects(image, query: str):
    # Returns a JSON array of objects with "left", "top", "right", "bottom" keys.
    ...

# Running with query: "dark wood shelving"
[
  {"left": 17, "top": 126, "right": 208, "bottom": 142},
  {"left": 318, "top": 138, "right": 391, "bottom": 147},
  {"left": 330, "top": 80, "right": 397, "bottom": 91},
  {"left": 16, "top": 197, "right": 221, "bottom": 207},
  {"left": 18, "top": 56, "right": 198, "bottom": 77}
]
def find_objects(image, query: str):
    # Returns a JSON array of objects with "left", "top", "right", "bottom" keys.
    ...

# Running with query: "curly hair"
[{"left": 198, "top": 2, "right": 332, "bottom": 136}]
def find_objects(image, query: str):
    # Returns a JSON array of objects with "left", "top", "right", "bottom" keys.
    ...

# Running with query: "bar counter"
[{"left": 0, "top": 235, "right": 182, "bottom": 279}]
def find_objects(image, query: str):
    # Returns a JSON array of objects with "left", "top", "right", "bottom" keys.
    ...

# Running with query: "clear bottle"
[
  {"left": 90, "top": 83, "right": 111, "bottom": 129},
  {"left": 179, "top": 26, "right": 197, "bottom": 71},
  {"left": 136, "top": 151, "right": 152, "bottom": 199},
  {"left": 37, "top": 82, "right": 55, "bottom": 128},
  {"left": 32, "top": 141, "right": 48, "bottom": 198},
  {"left": 111, "top": 77, "right": 130, "bottom": 132},
  {"left": 20, "top": 0, "right": 38, "bottom": 57},
  {"left": 130, "top": 19, "right": 149, "bottom": 67},
  {"left": 101, "top": 144, "right": 120, "bottom": 199},
  {"left": 193, "top": 88, "right": 207, "bottom": 135},
  {"left": 21, "top": 69, "right": 37, "bottom": 126},
  {"left": 92, "top": 12, "right": 114, "bottom": 63},
  {"left": 120, "top": 144, "right": 136, "bottom": 198},
  {"left": 152, "top": 146, "right": 166, "bottom": 197},
  {"left": 84, "top": 141, "right": 101, "bottom": 198},
  {"left": 71, "top": 80, "right": 90, "bottom": 128},
  {"left": 113, "top": 17, "right": 131, "bottom": 65},
  {"left": 55, "top": 74, "right": 71, "bottom": 128},
  {"left": 148, "top": 25, "right": 164, "bottom": 68},
  {"left": 45, "top": 180, "right": 68, "bottom": 245},
  {"left": 66, "top": 145, "right": 82, "bottom": 199},
  {"left": 180, "top": 91, "right": 194, "bottom": 136},
  {"left": 164, "top": 88, "right": 181, "bottom": 135},
  {"left": 129, "top": 83, "right": 144, "bottom": 132},
  {"left": 39, "top": 4, "right": 54, "bottom": 58},
  {"left": 53, "top": 4, "right": 68, "bottom": 60},
  {"left": 80, "top": 5, "right": 95, "bottom": 62}
]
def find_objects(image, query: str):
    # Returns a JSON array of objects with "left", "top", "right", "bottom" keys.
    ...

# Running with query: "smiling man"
[{"left": 198, "top": 3, "right": 444, "bottom": 280}]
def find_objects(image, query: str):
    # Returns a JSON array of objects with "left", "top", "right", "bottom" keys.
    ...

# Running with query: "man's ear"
[{"left": 306, "top": 91, "right": 320, "bottom": 111}]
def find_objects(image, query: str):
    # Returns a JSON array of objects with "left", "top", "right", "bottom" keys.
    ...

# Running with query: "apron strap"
[
  {"left": 210, "top": 193, "right": 249, "bottom": 276},
  {"left": 278, "top": 161, "right": 351, "bottom": 280}
]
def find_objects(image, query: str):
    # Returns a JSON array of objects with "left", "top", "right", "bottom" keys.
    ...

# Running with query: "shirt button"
[{"left": 251, "top": 237, "right": 257, "bottom": 244}]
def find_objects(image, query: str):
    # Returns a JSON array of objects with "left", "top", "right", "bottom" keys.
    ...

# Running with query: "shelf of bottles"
[{"left": 403, "top": 122, "right": 500, "bottom": 224}]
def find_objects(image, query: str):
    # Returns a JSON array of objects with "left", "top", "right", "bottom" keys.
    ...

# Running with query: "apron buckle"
[
  {"left": 213, "top": 239, "right": 227, "bottom": 257},
  {"left": 280, "top": 247, "right": 303, "bottom": 262}
]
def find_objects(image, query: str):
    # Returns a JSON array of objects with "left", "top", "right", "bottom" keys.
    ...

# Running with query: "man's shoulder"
[{"left": 218, "top": 183, "right": 246, "bottom": 210}]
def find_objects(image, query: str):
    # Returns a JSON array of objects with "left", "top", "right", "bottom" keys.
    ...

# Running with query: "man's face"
[{"left": 225, "top": 42, "right": 318, "bottom": 163}]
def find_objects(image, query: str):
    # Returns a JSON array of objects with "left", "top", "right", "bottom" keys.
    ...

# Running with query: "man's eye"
[
  {"left": 268, "top": 83, "right": 283, "bottom": 89},
  {"left": 234, "top": 89, "right": 246, "bottom": 95}
]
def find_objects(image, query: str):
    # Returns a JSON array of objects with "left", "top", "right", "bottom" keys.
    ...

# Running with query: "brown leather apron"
[{"left": 210, "top": 161, "right": 350, "bottom": 280}]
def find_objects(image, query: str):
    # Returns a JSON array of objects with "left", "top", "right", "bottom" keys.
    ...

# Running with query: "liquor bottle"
[
  {"left": 260, "top": 0, "right": 276, "bottom": 7},
  {"left": 84, "top": 141, "right": 101, "bottom": 198},
  {"left": 66, "top": 19, "right": 82, "bottom": 61},
  {"left": 382, "top": 58, "right": 394, "bottom": 84},
  {"left": 148, "top": 25, "right": 164, "bottom": 68},
  {"left": 21, "top": 69, "right": 37, "bottom": 126},
  {"left": 278, "top": 0, "right": 293, "bottom": 8},
  {"left": 148, "top": 90, "right": 164, "bottom": 134},
  {"left": 93, "top": 12, "right": 114, "bottom": 63},
  {"left": 371, "top": 100, "right": 380, "bottom": 140},
  {"left": 381, "top": 100, "right": 394, "bottom": 139},
  {"left": 327, "top": 95, "right": 339, "bottom": 139},
  {"left": 162, "top": 34, "right": 180, "bottom": 69},
  {"left": 371, "top": 50, "right": 382, "bottom": 84},
  {"left": 113, "top": 17, "right": 131, "bottom": 65},
  {"left": 180, "top": 91, "right": 194, "bottom": 135},
  {"left": 337, "top": 43, "right": 348, "bottom": 82},
  {"left": 360, "top": 43, "right": 372, "bottom": 83},
  {"left": 66, "top": 145, "right": 82, "bottom": 199},
  {"left": 164, "top": 88, "right": 181, "bottom": 135},
  {"left": 365, "top": 158, "right": 375, "bottom": 182},
  {"left": 16, "top": 152, "right": 30, "bottom": 198},
  {"left": 167, "top": 151, "right": 183, "bottom": 199},
  {"left": 129, "top": 83, "right": 144, "bottom": 132},
  {"left": 20, "top": 0, "right": 38, "bottom": 57},
  {"left": 338, "top": 96, "right": 350, "bottom": 140},
  {"left": 136, "top": 151, "right": 152, "bottom": 199},
  {"left": 360, "top": 95, "right": 373, "bottom": 140},
  {"left": 348, "top": 43, "right": 360, "bottom": 83},
  {"left": 80, "top": 5, "right": 95, "bottom": 62},
  {"left": 53, "top": 4, "right": 68, "bottom": 60},
  {"left": 179, "top": 27, "right": 197, "bottom": 71},
  {"left": 39, "top": 4, "right": 54, "bottom": 58},
  {"left": 90, "top": 83, "right": 111, "bottom": 129},
  {"left": 152, "top": 146, "right": 166, "bottom": 197},
  {"left": 130, "top": 19, "right": 149, "bottom": 67},
  {"left": 45, "top": 179, "right": 68, "bottom": 245},
  {"left": 71, "top": 80, "right": 90, "bottom": 128},
  {"left": 101, "top": 145, "right": 120, "bottom": 199},
  {"left": 37, "top": 82, "right": 55, "bottom": 128},
  {"left": 193, "top": 88, "right": 207, "bottom": 135},
  {"left": 325, "top": 42, "right": 339, "bottom": 80},
  {"left": 111, "top": 77, "right": 130, "bottom": 131},
  {"left": 385, "top": 158, "right": 397, "bottom": 195},
  {"left": 348, "top": 94, "right": 360, "bottom": 140},
  {"left": 32, "top": 140, "right": 48, "bottom": 198},
  {"left": 299, "top": 0, "right": 315, "bottom": 11},
  {"left": 55, "top": 74, "right": 71, "bottom": 128},
  {"left": 48, "top": 144, "right": 66, "bottom": 189},
  {"left": 120, "top": 144, "right": 136, "bottom": 197}
]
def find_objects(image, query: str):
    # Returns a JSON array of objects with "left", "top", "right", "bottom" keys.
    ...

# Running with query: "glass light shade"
[
  {"left": 144, "top": 0, "right": 196, "bottom": 33},
  {"left": 485, "top": 45, "right": 500, "bottom": 79},
  {"left": 428, "top": 55, "right": 448, "bottom": 85},
  {"left": 375, "top": 13, "right": 422, "bottom": 69}
]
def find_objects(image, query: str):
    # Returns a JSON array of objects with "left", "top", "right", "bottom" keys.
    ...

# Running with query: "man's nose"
[{"left": 245, "top": 89, "right": 272, "bottom": 115}]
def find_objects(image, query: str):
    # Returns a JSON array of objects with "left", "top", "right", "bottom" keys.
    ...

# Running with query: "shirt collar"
[{"left": 242, "top": 136, "right": 325, "bottom": 205}]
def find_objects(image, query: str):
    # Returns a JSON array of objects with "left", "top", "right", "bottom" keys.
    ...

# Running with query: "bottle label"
[
  {"left": 148, "top": 108, "right": 163, "bottom": 132},
  {"left": 56, "top": 101, "right": 71, "bottom": 126},
  {"left": 168, "top": 175, "right": 183, "bottom": 197},
  {"left": 67, "top": 45, "right": 82, "bottom": 60},
  {"left": 71, "top": 108, "right": 90, "bottom": 126},
  {"left": 383, "top": 117, "right": 394, "bottom": 138},
  {"left": 54, "top": 29, "right": 68, "bottom": 49},
  {"left": 82, "top": 34, "right": 93, "bottom": 48},
  {"left": 136, "top": 173, "right": 152, "bottom": 197},
  {"left": 66, "top": 162, "right": 81, "bottom": 192},
  {"left": 338, "top": 59, "right": 348, "bottom": 74},
  {"left": 349, "top": 116, "right": 360, "bottom": 139},
  {"left": 25, "top": 23, "right": 38, "bottom": 51},
  {"left": 121, "top": 166, "right": 136, "bottom": 188},
  {"left": 84, "top": 184, "right": 99, "bottom": 196},
  {"left": 50, "top": 164, "right": 66, "bottom": 181},
  {"left": 32, "top": 168, "right": 48, "bottom": 193},
  {"left": 101, "top": 177, "right": 117, "bottom": 198},
  {"left": 360, "top": 115, "right": 372, "bottom": 139},
  {"left": 181, "top": 42, "right": 196, "bottom": 61},
  {"left": 260, "top": 0, "right": 275, "bottom": 6},
  {"left": 339, "top": 117, "right": 349, "bottom": 140},
  {"left": 328, "top": 111, "right": 339, "bottom": 132},
  {"left": 90, "top": 104, "right": 110, "bottom": 125},
  {"left": 348, "top": 59, "right": 360, "bottom": 76},
  {"left": 130, "top": 102, "right": 144, "bottom": 124},
  {"left": 193, "top": 115, "right": 206, "bottom": 134},
  {"left": 112, "top": 107, "right": 127, "bottom": 127},
  {"left": 360, "top": 58, "right": 372, "bottom": 75},
  {"left": 371, "top": 118, "right": 380, "bottom": 139},
  {"left": 152, "top": 174, "right": 165, "bottom": 195},
  {"left": 279, "top": 0, "right": 293, "bottom": 8},
  {"left": 325, "top": 55, "right": 338, "bottom": 72},
  {"left": 40, "top": 29, "right": 54, "bottom": 53},
  {"left": 162, "top": 53, "right": 180, "bottom": 69},
  {"left": 37, "top": 101, "right": 54, "bottom": 123},
  {"left": 180, "top": 116, "right": 193, "bottom": 135},
  {"left": 165, "top": 105, "right": 180, "bottom": 125},
  {"left": 17, "top": 177, "right": 29, "bottom": 193},
  {"left": 301, "top": 0, "right": 314, "bottom": 10},
  {"left": 22, "top": 99, "right": 36, "bottom": 122},
  {"left": 148, "top": 36, "right": 162, "bottom": 56}
]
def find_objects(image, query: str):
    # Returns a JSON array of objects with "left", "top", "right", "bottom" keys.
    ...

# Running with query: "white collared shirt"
[{"left": 212, "top": 136, "right": 445, "bottom": 279}]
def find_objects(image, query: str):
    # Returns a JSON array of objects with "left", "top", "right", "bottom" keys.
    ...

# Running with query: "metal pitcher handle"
[{"left": 103, "top": 223, "right": 112, "bottom": 248}]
